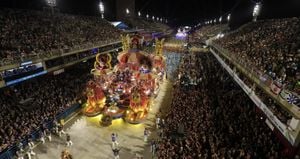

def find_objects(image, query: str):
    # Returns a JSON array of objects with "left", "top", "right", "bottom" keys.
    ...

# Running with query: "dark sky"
[
  {"left": 1, "top": 0, "right": 300, "bottom": 27},
  {"left": 135, "top": 0, "right": 238, "bottom": 26}
]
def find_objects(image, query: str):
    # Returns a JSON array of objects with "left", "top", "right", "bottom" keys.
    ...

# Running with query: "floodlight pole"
[
  {"left": 46, "top": 0, "right": 56, "bottom": 15},
  {"left": 253, "top": 2, "right": 262, "bottom": 22},
  {"left": 126, "top": 8, "right": 130, "bottom": 16},
  {"left": 227, "top": 14, "right": 231, "bottom": 23},
  {"left": 99, "top": 1, "right": 105, "bottom": 19}
]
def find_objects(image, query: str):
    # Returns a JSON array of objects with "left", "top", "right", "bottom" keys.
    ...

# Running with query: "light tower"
[
  {"left": 99, "top": 1, "right": 105, "bottom": 19},
  {"left": 46, "top": 0, "right": 56, "bottom": 14},
  {"left": 116, "top": 0, "right": 135, "bottom": 20},
  {"left": 253, "top": 2, "right": 262, "bottom": 22},
  {"left": 227, "top": 14, "right": 231, "bottom": 22},
  {"left": 138, "top": 11, "right": 141, "bottom": 17},
  {"left": 126, "top": 8, "right": 130, "bottom": 15},
  {"left": 146, "top": 14, "right": 149, "bottom": 19}
]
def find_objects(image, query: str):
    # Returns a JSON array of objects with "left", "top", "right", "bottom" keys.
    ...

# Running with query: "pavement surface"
[{"left": 31, "top": 80, "right": 173, "bottom": 159}]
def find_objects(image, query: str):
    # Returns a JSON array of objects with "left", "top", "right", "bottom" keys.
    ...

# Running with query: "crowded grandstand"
[{"left": 0, "top": 0, "right": 300, "bottom": 159}]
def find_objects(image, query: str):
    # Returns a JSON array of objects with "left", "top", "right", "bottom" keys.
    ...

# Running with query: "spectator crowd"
[
  {"left": 0, "top": 60, "right": 92, "bottom": 153},
  {"left": 214, "top": 18, "right": 300, "bottom": 93},
  {"left": 191, "top": 24, "right": 228, "bottom": 43},
  {"left": 0, "top": 8, "right": 121, "bottom": 65},
  {"left": 156, "top": 53, "right": 286, "bottom": 158}
]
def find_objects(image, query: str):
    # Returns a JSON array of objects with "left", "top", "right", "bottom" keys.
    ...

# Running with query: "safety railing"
[
  {"left": 0, "top": 39, "right": 120, "bottom": 67},
  {"left": 210, "top": 42, "right": 300, "bottom": 119}
]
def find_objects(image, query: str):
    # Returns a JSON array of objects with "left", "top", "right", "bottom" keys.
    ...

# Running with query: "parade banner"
[
  {"left": 270, "top": 81, "right": 282, "bottom": 95},
  {"left": 53, "top": 68, "right": 65, "bottom": 75},
  {"left": 280, "top": 90, "right": 300, "bottom": 106},
  {"left": 259, "top": 74, "right": 273, "bottom": 87}
]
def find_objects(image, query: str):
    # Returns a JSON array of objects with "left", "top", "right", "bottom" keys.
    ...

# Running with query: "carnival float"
[{"left": 83, "top": 34, "right": 166, "bottom": 125}]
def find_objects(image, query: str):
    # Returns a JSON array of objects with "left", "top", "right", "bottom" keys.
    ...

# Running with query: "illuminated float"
[{"left": 83, "top": 34, "right": 166, "bottom": 125}]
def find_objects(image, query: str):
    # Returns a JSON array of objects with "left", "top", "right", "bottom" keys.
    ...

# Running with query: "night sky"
[
  {"left": 136, "top": 0, "right": 238, "bottom": 25},
  {"left": 1, "top": 0, "right": 300, "bottom": 27}
]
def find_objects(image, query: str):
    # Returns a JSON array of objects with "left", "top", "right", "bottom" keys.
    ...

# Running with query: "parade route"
[{"left": 33, "top": 79, "right": 173, "bottom": 159}]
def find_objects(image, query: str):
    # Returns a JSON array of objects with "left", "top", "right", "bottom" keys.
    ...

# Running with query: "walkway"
[{"left": 32, "top": 80, "right": 174, "bottom": 159}]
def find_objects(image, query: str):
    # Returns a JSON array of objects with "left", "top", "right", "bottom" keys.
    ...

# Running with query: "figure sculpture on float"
[
  {"left": 152, "top": 38, "right": 166, "bottom": 81},
  {"left": 117, "top": 35, "right": 130, "bottom": 70},
  {"left": 136, "top": 62, "right": 154, "bottom": 95},
  {"left": 125, "top": 87, "right": 149, "bottom": 124},
  {"left": 84, "top": 81, "right": 106, "bottom": 117},
  {"left": 83, "top": 34, "right": 162, "bottom": 124},
  {"left": 91, "top": 53, "right": 112, "bottom": 77},
  {"left": 117, "top": 34, "right": 147, "bottom": 72},
  {"left": 84, "top": 52, "right": 113, "bottom": 117}
]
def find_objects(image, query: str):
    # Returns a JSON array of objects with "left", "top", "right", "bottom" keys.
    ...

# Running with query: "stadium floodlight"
[
  {"left": 210, "top": 20, "right": 212, "bottom": 24},
  {"left": 99, "top": 1, "right": 104, "bottom": 19},
  {"left": 157, "top": 17, "right": 159, "bottom": 21},
  {"left": 146, "top": 14, "right": 149, "bottom": 19},
  {"left": 46, "top": 0, "right": 56, "bottom": 7},
  {"left": 253, "top": 2, "right": 262, "bottom": 22},
  {"left": 138, "top": 11, "right": 141, "bottom": 17},
  {"left": 219, "top": 16, "right": 222, "bottom": 23},
  {"left": 214, "top": 19, "right": 217, "bottom": 23},
  {"left": 166, "top": 19, "right": 168, "bottom": 23},
  {"left": 152, "top": 16, "right": 155, "bottom": 20},
  {"left": 160, "top": 18, "right": 163, "bottom": 22},
  {"left": 126, "top": 8, "right": 130, "bottom": 15},
  {"left": 227, "top": 14, "right": 231, "bottom": 22}
]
